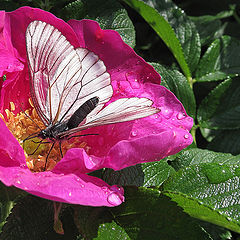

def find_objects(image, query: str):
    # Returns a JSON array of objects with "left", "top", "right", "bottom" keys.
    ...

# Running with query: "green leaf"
[
  {"left": 74, "top": 206, "right": 112, "bottom": 239},
  {"left": 0, "top": 201, "right": 13, "bottom": 232},
  {"left": 151, "top": 62, "right": 196, "bottom": 117},
  {"left": 103, "top": 160, "right": 175, "bottom": 187},
  {"left": 94, "top": 222, "right": 130, "bottom": 240},
  {"left": 143, "top": 0, "right": 201, "bottom": 73},
  {"left": 62, "top": 0, "right": 135, "bottom": 48},
  {"left": 163, "top": 163, "right": 240, "bottom": 233},
  {"left": 208, "top": 129, "right": 240, "bottom": 155},
  {"left": 191, "top": 18, "right": 226, "bottom": 47},
  {"left": 198, "top": 78, "right": 240, "bottom": 129},
  {"left": 0, "top": 182, "right": 24, "bottom": 232},
  {"left": 111, "top": 187, "right": 214, "bottom": 239},
  {"left": 123, "top": 0, "right": 191, "bottom": 78},
  {"left": 171, "top": 148, "right": 240, "bottom": 170},
  {"left": 190, "top": 10, "right": 234, "bottom": 46},
  {"left": 196, "top": 36, "right": 240, "bottom": 82},
  {"left": 0, "top": 196, "right": 57, "bottom": 240}
]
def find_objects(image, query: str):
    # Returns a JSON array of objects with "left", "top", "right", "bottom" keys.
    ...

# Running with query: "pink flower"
[{"left": 0, "top": 7, "right": 193, "bottom": 206}]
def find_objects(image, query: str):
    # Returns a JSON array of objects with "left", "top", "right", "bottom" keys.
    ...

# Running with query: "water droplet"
[
  {"left": 68, "top": 192, "right": 72, "bottom": 197},
  {"left": 107, "top": 193, "right": 122, "bottom": 206},
  {"left": 20, "top": 163, "right": 26, "bottom": 168},
  {"left": 202, "top": 163, "right": 233, "bottom": 184},
  {"left": 234, "top": 167, "right": 240, "bottom": 177},
  {"left": 184, "top": 134, "right": 189, "bottom": 139},
  {"left": 101, "top": 186, "right": 109, "bottom": 192},
  {"left": 177, "top": 112, "right": 186, "bottom": 120},
  {"left": 161, "top": 107, "right": 173, "bottom": 119},
  {"left": 110, "top": 185, "right": 124, "bottom": 195},
  {"left": 16, "top": 180, "right": 21, "bottom": 184},
  {"left": 125, "top": 72, "right": 140, "bottom": 89},
  {"left": 131, "top": 130, "right": 138, "bottom": 137}
]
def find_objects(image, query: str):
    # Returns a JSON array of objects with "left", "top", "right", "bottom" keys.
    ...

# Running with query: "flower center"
[{"left": 0, "top": 100, "right": 87, "bottom": 172}]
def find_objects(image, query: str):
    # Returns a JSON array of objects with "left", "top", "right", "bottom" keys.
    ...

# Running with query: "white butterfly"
[{"left": 25, "top": 20, "right": 159, "bottom": 154}]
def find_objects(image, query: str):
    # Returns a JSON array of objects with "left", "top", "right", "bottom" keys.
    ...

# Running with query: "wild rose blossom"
[{"left": 0, "top": 7, "right": 193, "bottom": 207}]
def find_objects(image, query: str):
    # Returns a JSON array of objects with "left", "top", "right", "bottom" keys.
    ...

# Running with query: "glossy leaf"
[
  {"left": 198, "top": 79, "right": 240, "bottom": 129},
  {"left": 103, "top": 160, "right": 175, "bottom": 187},
  {"left": 190, "top": 9, "right": 233, "bottom": 46},
  {"left": 123, "top": 0, "right": 191, "bottom": 78},
  {"left": 94, "top": 222, "right": 129, "bottom": 240},
  {"left": 62, "top": 0, "right": 136, "bottom": 47},
  {"left": 164, "top": 163, "right": 240, "bottom": 233},
  {"left": 171, "top": 148, "right": 240, "bottom": 170},
  {"left": 143, "top": 0, "right": 201, "bottom": 73},
  {"left": 152, "top": 62, "right": 196, "bottom": 117},
  {"left": 111, "top": 187, "right": 213, "bottom": 239},
  {"left": 196, "top": 36, "right": 240, "bottom": 82},
  {"left": 208, "top": 129, "right": 240, "bottom": 155}
]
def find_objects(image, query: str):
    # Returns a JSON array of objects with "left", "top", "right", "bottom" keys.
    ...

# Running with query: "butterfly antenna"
[
  {"left": 66, "top": 133, "right": 99, "bottom": 140},
  {"left": 20, "top": 105, "right": 42, "bottom": 130}
]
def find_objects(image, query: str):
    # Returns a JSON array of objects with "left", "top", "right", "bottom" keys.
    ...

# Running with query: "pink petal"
[
  {"left": 0, "top": 118, "right": 26, "bottom": 167},
  {"left": 71, "top": 84, "right": 193, "bottom": 170},
  {"left": 0, "top": 164, "right": 124, "bottom": 206},
  {"left": 6, "top": 7, "right": 79, "bottom": 58},
  {"left": 0, "top": 120, "right": 124, "bottom": 206},
  {"left": 68, "top": 19, "right": 161, "bottom": 89}
]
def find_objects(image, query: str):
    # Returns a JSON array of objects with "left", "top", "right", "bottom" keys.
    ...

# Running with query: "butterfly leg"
[
  {"left": 44, "top": 142, "right": 56, "bottom": 171},
  {"left": 59, "top": 140, "right": 63, "bottom": 158},
  {"left": 28, "top": 139, "right": 50, "bottom": 155}
]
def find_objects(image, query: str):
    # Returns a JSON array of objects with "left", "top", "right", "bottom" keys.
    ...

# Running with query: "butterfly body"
[{"left": 37, "top": 97, "right": 100, "bottom": 141}]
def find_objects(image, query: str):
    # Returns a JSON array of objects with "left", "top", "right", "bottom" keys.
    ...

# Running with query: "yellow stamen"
[{"left": 2, "top": 100, "right": 89, "bottom": 172}]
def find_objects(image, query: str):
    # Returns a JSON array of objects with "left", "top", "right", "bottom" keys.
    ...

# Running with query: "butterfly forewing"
[
  {"left": 26, "top": 20, "right": 113, "bottom": 126},
  {"left": 58, "top": 48, "right": 113, "bottom": 122}
]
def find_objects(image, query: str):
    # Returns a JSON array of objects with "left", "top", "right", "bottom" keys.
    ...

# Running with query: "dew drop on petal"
[
  {"left": 101, "top": 186, "right": 109, "bottom": 192},
  {"left": 125, "top": 72, "right": 141, "bottom": 89},
  {"left": 20, "top": 163, "right": 26, "bottom": 168},
  {"left": 110, "top": 185, "right": 124, "bottom": 195},
  {"left": 131, "top": 130, "right": 138, "bottom": 137},
  {"left": 184, "top": 134, "right": 189, "bottom": 139},
  {"left": 161, "top": 107, "right": 173, "bottom": 119},
  {"left": 68, "top": 192, "right": 72, "bottom": 197},
  {"left": 16, "top": 180, "right": 21, "bottom": 184},
  {"left": 107, "top": 193, "right": 122, "bottom": 206},
  {"left": 177, "top": 112, "right": 186, "bottom": 120}
]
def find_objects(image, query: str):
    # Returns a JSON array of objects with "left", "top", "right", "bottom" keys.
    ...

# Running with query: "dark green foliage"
[{"left": 1, "top": 0, "right": 240, "bottom": 239}]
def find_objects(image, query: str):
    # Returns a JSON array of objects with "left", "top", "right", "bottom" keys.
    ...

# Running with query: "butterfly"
[{"left": 24, "top": 20, "right": 159, "bottom": 167}]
